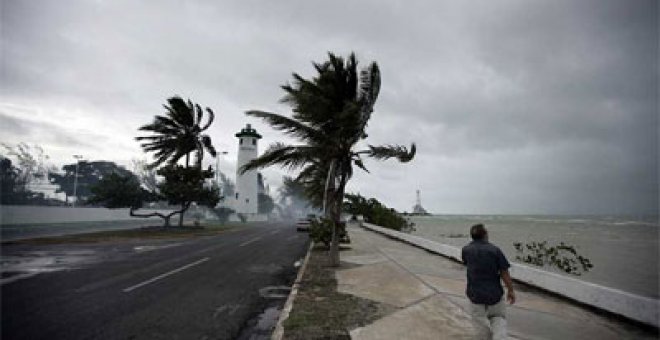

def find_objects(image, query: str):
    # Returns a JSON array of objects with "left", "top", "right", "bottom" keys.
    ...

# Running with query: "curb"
[{"left": 271, "top": 242, "right": 314, "bottom": 340}]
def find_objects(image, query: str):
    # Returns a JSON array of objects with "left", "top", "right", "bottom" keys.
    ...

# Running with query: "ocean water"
[{"left": 410, "top": 215, "right": 659, "bottom": 298}]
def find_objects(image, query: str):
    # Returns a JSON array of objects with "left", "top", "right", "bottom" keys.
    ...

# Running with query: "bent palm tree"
[
  {"left": 136, "top": 96, "right": 218, "bottom": 226},
  {"left": 136, "top": 96, "right": 217, "bottom": 169},
  {"left": 241, "top": 52, "right": 415, "bottom": 266}
]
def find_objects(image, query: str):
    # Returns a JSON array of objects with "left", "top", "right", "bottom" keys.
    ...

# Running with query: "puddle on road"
[
  {"left": 236, "top": 306, "right": 282, "bottom": 340},
  {"left": 236, "top": 284, "right": 291, "bottom": 340},
  {"left": 258, "top": 285, "right": 291, "bottom": 299},
  {"left": 0, "top": 249, "right": 98, "bottom": 285}
]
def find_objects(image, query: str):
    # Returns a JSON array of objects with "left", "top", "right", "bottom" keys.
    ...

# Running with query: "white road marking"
[
  {"left": 0, "top": 272, "right": 39, "bottom": 286},
  {"left": 122, "top": 257, "right": 210, "bottom": 293},
  {"left": 269, "top": 230, "right": 280, "bottom": 235},
  {"left": 239, "top": 236, "right": 262, "bottom": 247},
  {"left": 134, "top": 243, "right": 182, "bottom": 252}
]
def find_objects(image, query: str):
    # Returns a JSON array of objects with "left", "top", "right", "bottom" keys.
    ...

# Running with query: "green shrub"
[
  {"left": 343, "top": 193, "right": 415, "bottom": 232},
  {"left": 310, "top": 218, "right": 349, "bottom": 248},
  {"left": 212, "top": 207, "right": 235, "bottom": 224}
]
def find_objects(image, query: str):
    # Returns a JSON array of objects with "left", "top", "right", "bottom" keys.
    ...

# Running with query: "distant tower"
[
  {"left": 412, "top": 189, "right": 428, "bottom": 215},
  {"left": 235, "top": 124, "right": 262, "bottom": 214}
]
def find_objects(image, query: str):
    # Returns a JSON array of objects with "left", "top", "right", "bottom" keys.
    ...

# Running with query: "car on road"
[
  {"left": 295, "top": 218, "right": 311, "bottom": 231},
  {"left": 295, "top": 214, "right": 317, "bottom": 232}
]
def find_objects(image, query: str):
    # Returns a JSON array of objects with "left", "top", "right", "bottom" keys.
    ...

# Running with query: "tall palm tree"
[
  {"left": 136, "top": 96, "right": 218, "bottom": 226},
  {"left": 136, "top": 96, "right": 217, "bottom": 169},
  {"left": 241, "top": 52, "right": 415, "bottom": 266}
]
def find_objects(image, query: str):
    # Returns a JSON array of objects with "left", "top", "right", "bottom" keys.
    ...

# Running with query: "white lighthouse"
[{"left": 234, "top": 124, "right": 262, "bottom": 214}]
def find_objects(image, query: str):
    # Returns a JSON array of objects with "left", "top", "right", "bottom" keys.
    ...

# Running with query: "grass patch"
[
  {"left": 2, "top": 223, "right": 240, "bottom": 245},
  {"left": 283, "top": 245, "right": 395, "bottom": 340}
]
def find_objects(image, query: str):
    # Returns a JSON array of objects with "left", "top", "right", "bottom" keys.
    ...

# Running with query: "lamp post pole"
[
  {"left": 72, "top": 154, "right": 84, "bottom": 208},
  {"left": 215, "top": 151, "right": 228, "bottom": 194}
]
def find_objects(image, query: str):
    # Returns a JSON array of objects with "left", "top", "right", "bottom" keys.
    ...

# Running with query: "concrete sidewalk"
[{"left": 336, "top": 225, "right": 657, "bottom": 340}]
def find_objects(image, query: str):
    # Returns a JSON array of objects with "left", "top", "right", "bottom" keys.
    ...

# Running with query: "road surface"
[{"left": 1, "top": 222, "right": 310, "bottom": 339}]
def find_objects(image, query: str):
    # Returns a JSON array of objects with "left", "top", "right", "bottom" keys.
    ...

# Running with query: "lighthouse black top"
[{"left": 235, "top": 124, "right": 262, "bottom": 139}]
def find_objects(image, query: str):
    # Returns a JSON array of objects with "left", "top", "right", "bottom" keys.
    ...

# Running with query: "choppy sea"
[{"left": 410, "top": 215, "right": 659, "bottom": 298}]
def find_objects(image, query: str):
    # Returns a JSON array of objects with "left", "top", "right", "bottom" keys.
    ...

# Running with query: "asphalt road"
[{"left": 1, "top": 222, "right": 310, "bottom": 340}]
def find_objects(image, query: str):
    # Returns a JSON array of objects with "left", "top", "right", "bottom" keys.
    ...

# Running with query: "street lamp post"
[
  {"left": 72, "top": 154, "right": 84, "bottom": 208},
  {"left": 215, "top": 151, "right": 228, "bottom": 195}
]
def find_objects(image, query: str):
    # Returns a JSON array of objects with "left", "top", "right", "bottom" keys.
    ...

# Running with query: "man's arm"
[{"left": 500, "top": 269, "right": 516, "bottom": 304}]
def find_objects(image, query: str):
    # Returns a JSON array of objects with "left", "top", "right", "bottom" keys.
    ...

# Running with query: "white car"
[{"left": 295, "top": 218, "right": 311, "bottom": 231}]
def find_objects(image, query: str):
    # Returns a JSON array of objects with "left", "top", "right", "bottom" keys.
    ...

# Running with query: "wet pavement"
[
  {"left": 1, "top": 222, "right": 310, "bottom": 340},
  {"left": 339, "top": 225, "right": 658, "bottom": 339}
]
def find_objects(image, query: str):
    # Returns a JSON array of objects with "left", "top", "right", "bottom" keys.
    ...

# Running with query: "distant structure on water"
[{"left": 411, "top": 190, "right": 429, "bottom": 215}]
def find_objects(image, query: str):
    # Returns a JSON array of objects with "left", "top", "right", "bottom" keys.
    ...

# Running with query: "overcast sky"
[{"left": 1, "top": 0, "right": 657, "bottom": 215}]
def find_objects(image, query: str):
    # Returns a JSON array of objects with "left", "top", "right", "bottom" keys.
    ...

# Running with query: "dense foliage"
[
  {"left": 88, "top": 165, "right": 219, "bottom": 227},
  {"left": 343, "top": 193, "right": 414, "bottom": 232},
  {"left": 157, "top": 165, "right": 218, "bottom": 208},
  {"left": 0, "top": 157, "right": 62, "bottom": 205},
  {"left": 50, "top": 161, "right": 136, "bottom": 204},
  {"left": 88, "top": 173, "right": 149, "bottom": 209},
  {"left": 258, "top": 193, "right": 275, "bottom": 214}
]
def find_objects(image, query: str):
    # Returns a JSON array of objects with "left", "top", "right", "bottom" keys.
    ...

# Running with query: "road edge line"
[
  {"left": 271, "top": 241, "right": 313, "bottom": 340},
  {"left": 122, "top": 257, "right": 210, "bottom": 293}
]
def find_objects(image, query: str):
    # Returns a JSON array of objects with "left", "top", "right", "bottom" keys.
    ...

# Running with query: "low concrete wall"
[
  {"left": 0, "top": 205, "right": 172, "bottom": 225},
  {"left": 361, "top": 222, "right": 659, "bottom": 328}
]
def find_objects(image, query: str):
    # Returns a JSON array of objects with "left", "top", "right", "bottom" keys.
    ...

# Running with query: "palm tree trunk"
[
  {"left": 329, "top": 171, "right": 347, "bottom": 267},
  {"left": 322, "top": 160, "right": 335, "bottom": 215},
  {"left": 178, "top": 209, "right": 185, "bottom": 227},
  {"left": 179, "top": 153, "right": 190, "bottom": 227}
]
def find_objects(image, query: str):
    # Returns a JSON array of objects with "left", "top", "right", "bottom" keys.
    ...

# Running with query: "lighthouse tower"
[
  {"left": 412, "top": 189, "right": 428, "bottom": 215},
  {"left": 234, "top": 124, "right": 262, "bottom": 214}
]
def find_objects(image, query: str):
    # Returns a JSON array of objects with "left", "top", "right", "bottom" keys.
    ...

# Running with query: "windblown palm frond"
[
  {"left": 363, "top": 143, "right": 416, "bottom": 163},
  {"left": 240, "top": 143, "right": 318, "bottom": 174},
  {"left": 356, "top": 62, "right": 380, "bottom": 137},
  {"left": 245, "top": 110, "right": 326, "bottom": 144}
]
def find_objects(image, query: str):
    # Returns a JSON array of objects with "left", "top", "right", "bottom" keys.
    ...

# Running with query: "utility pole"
[
  {"left": 72, "top": 154, "right": 84, "bottom": 208},
  {"left": 215, "top": 151, "right": 228, "bottom": 205}
]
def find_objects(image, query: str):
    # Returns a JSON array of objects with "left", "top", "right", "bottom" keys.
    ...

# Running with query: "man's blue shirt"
[{"left": 461, "top": 239, "right": 510, "bottom": 305}]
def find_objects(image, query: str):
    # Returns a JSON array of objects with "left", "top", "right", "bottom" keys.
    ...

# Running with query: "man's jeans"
[{"left": 470, "top": 298, "right": 507, "bottom": 340}]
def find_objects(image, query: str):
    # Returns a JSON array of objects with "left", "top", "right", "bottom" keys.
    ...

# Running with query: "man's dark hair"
[{"left": 470, "top": 224, "right": 487, "bottom": 240}]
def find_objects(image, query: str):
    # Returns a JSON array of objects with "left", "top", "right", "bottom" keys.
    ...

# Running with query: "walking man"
[{"left": 461, "top": 224, "right": 516, "bottom": 340}]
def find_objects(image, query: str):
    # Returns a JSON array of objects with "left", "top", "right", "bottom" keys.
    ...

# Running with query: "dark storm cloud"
[
  {"left": 0, "top": 112, "right": 94, "bottom": 148},
  {"left": 0, "top": 0, "right": 656, "bottom": 214}
]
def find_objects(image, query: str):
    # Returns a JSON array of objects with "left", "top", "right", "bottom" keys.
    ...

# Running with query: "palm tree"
[
  {"left": 136, "top": 96, "right": 218, "bottom": 226},
  {"left": 136, "top": 96, "right": 217, "bottom": 169},
  {"left": 241, "top": 52, "right": 416, "bottom": 266}
]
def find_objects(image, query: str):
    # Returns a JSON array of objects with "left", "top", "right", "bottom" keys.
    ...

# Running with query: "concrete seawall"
[
  {"left": 362, "top": 222, "right": 659, "bottom": 328},
  {"left": 0, "top": 205, "right": 173, "bottom": 225}
]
